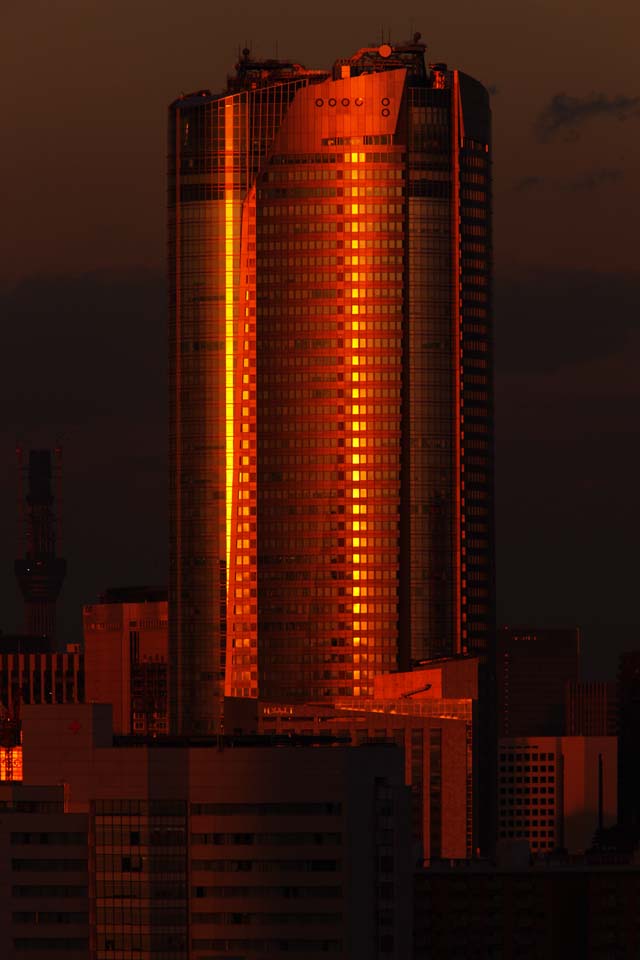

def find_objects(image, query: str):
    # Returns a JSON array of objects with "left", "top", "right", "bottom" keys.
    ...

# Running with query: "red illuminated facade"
[
  {"left": 83, "top": 588, "right": 168, "bottom": 736},
  {"left": 169, "top": 41, "right": 493, "bottom": 733}
]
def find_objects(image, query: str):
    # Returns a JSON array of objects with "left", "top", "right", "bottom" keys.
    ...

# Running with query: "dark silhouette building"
[
  {"left": 497, "top": 627, "right": 580, "bottom": 736},
  {"left": 565, "top": 679, "right": 617, "bottom": 736},
  {"left": 168, "top": 41, "right": 494, "bottom": 734},
  {"left": 617, "top": 650, "right": 640, "bottom": 841},
  {"left": 415, "top": 855, "right": 640, "bottom": 958},
  {"left": 0, "top": 783, "right": 89, "bottom": 954},
  {"left": 14, "top": 448, "right": 66, "bottom": 643}
]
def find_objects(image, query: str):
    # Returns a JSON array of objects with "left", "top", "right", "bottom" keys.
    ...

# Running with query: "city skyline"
[
  {"left": 2, "top": 4, "right": 639, "bottom": 680},
  {"left": 1, "top": 18, "right": 639, "bottom": 954}
]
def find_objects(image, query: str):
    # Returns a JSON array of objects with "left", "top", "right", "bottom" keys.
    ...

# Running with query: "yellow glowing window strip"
[
  {"left": 224, "top": 100, "right": 235, "bottom": 589},
  {"left": 345, "top": 189, "right": 371, "bottom": 694}
]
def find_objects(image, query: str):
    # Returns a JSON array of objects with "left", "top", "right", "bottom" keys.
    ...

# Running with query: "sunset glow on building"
[{"left": 168, "top": 40, "right": 494, "bottom": 733}]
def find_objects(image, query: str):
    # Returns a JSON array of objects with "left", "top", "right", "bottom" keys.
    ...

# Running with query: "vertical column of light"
[
  {"left": 345, "top": 149, "right": 367, "bottom": 697},
  {"left": 224, "top": 98, "right": 236, "bottom": 591},
  {"left": 451, "top": 74, "right": 464, "bottom": 654},
  {"left": 227, "top": 184, "right": 257, "bottom": 700}
]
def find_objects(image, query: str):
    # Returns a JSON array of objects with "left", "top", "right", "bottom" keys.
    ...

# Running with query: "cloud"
[
  {"left": 565, "top": 168, "right": 623, "bottom": 190},
  {"left": 495, "top": 267, "right": 640, "bottom": 669},
  {"left": 513, "top": 168, "right": 623, "bottom": 193},
  {"left": 514, "top": 175, "right": 545, "bottom": 192},
  {"left": 535, "top": 92, "right": 640, "bottom": 141},
  {"left": 495, "top": 267, "right": 640, "bottom": 375}
]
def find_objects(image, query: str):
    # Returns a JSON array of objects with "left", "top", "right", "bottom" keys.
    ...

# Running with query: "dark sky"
[{"left": 2, "top": 0, "right": 639, "bottom": 676}]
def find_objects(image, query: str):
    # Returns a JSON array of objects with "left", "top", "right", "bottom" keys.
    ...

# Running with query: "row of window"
[
  {"left": 263, "top": 271, "right": 404, "bottom": 283},
  {"left": 191, "top": 940, "right": 341, "bottom": 953},
  {"left": 263, "top": 255, "right": 403, "bottom": 266},
  {"left": 260, "top": 337, "right": 400, "bottom": 350},
  {"left": 190, "top": 911, "right": 341, "bottom": 924},
  {"left": 260, "top": 468, "right": 399, "bottom": 481},
  {"left": 13, "top": 940, "right": 88, "bottom": 951},
  {"left": 192, "top": 884, "right": 340, "bottom": 899},
  {"left": 191, "top": 833, "right": 341, "bottom": 846},
  {"left": 258, "top": 220, "right": 404, "bottom": 234},
  {"left": 191, "top": 802, "right": 341, "bottom": 816},
  {"left": 259, "top": 306, "right": 403, "bottom": 319},
  {"left": 12, "top": 911, "right": 87, "bottom": 924},
  {"left": 271, "top": 152, "right": 402, "bottom": 164},
  {"left": 11, "top": 833, "right": 86, "bottom": 846},
  {"left": 259, "top": 386, "right": 400, "bottom": 398},
  {"left": 259, "top": 185, "right": 404, "bottom": 198},
  {"left": 12, "top": 885, "right": 88, "bottom": 899},
  {"left": 265, "top": 166, "right": 402, "bottom": 181},
  {"left": 12, "top": 860, "right": 87, "bottom": 872},
  {"left": 191, "top": 859, "right": 340, "bottom": 872}
]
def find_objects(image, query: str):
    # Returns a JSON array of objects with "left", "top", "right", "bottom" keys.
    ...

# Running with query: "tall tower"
[
  {"left": 14, "top": 448, "right": 67, "bottom": 642},
  {"left": 168, "top": 41, "right": 494, "bottom": 733}
]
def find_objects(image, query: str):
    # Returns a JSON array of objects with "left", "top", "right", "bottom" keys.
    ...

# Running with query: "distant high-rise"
[
  {"left": 14, "top": 448, "right": 66, "bottom": 642},
  {"left": 497, "top": 627, "right": 580, "bottom": 736},
  {"left": 565, "top": 679, "right": 617, "bottom": 737},
  {"left": 168, "top": 40, "right": 494, "bottom": 733}
]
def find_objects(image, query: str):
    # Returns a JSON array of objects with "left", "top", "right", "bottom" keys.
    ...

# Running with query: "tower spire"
[{"left": 14, "top": 448, "right": 67, "bottom": 641}]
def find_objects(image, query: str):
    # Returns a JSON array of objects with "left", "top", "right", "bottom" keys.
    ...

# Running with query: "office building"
[
  {"left": 19, "top": 702, "right": 412, "bottom": 960},
  {"left": 0, "top": 633, "right": 83, "bottom": 716},
  {"left": 565, "top": 679, "right": 617, "bottom": 736},
  {"left": 169, "top": 40, "right": 493, "bottom": 733},
  {"left": 498, "top": 736, "right": 617, "bottom": 855},
  {"left": 83, "top": 587, "right": 168, "bottom": 735},
  {"left": 0, "top": 783, "right": 89, "bottom": 958},
  {"left": 0, "top": 633, "right": 83, "bottom": 782},
  {"left": 497, "top": 627, "right": 580, "bottom": 736},
  {"left": 259, "top": 668, "right": 475, "bottom": 861}
]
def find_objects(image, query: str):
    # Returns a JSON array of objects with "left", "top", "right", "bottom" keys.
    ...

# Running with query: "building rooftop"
[{"left": 95, "top": 586, "right": 167, "bottom": 605}]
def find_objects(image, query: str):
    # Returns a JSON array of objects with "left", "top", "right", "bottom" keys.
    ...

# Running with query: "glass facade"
[
  {"left": 94, "top": 799, "right": 188, "bottom": 959},
  {"left": 168, "top": 43, "right": 494, "bottom": 732},
  {"left": 168, "top": 70, "right": 310, "bottom": 731}
]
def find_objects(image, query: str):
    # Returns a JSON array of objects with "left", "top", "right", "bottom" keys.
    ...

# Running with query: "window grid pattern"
[
  {"left": 256, "top": 74, "right": 405, "bottom": 701},
  {"left": 168, "top": 80, "right": 306, "bottom": 727},
  {"left": 93, "top": 800, "right": 188, "bottom": 960}
]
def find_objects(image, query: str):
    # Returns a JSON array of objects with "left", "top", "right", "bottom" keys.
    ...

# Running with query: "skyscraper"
[
  {"left": 497, "top": 627, "right": 580, "bottom": 736},
  {"left": 169, "top": 40, "right": 494, "bottom": 734}
]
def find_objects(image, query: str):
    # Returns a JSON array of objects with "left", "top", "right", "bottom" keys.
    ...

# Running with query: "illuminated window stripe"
[{"left": 224, "top": 100, "right": 235, "bottom": 589}]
